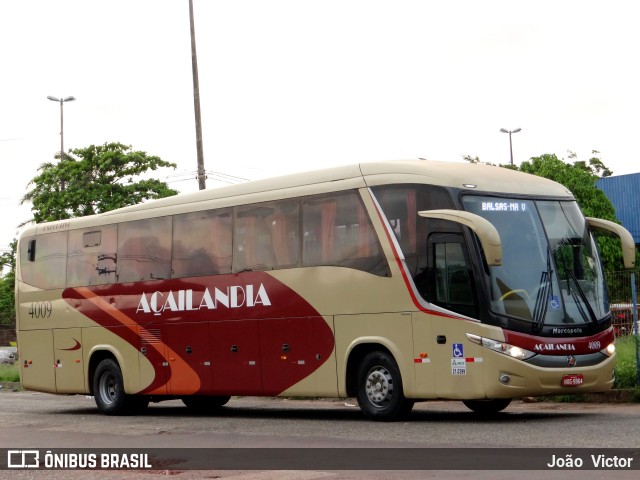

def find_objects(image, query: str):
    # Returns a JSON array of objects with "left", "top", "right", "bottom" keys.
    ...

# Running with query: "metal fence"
[
  {"left": 605, "top": 270, "right": 640, "bottom": 337},
  {"left": 0, "top": 324, "right": 16, "bottom": 345}
]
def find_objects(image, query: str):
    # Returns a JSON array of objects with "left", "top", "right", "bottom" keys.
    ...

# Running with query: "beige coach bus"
[{"left": 15, "top": 160, "right": 635, "bottom": 420}]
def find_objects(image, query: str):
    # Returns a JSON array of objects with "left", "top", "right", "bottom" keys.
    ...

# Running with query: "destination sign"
[{"left": 481, "top": 202, "right": 527, "bottom": 212}]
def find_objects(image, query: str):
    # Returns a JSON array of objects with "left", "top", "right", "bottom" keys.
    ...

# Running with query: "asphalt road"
[{"left": 0, "top": 391, "right": 638, "bottom": 479}]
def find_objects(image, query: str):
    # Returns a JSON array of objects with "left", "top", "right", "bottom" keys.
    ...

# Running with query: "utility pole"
[{"left": 189, "top": 0, "right": 206, "bottom": 190}]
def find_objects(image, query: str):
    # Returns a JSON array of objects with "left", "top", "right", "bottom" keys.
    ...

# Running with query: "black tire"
[
  {"left": 182, "top": 395, "right": 231, "bottom": 411},
  {"left": 93, "top": 358, "right": 147, "bottom": 415},
  {"left": 356, "top": 351, "right": 414, "bottom": 421},
  {"left": 463, "top": 398, "right": 512, "bottom": 414}
]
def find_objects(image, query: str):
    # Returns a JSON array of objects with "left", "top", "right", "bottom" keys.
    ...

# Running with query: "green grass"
[
  {"left": 0, "top": 365, "right": 19, "bottom": 383},
  {"left": 614, "top": 335, "right": 640, "bottom": 389}
]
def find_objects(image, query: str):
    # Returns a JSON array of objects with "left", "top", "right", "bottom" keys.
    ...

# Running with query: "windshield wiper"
[
  {"left": 532, "top": 248, "right": 554, "bottom": 333},
  {"left": 556, "top": 240, "right": 597, "bottom": 325},
  {"left": 565, "top": 269, "right": 597, "bottom": 325}
]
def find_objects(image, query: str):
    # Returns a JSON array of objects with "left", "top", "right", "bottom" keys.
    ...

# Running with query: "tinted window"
[
  {"left": 373, "top": 184, "right": 458, "bottom": 281},
  {"left": 422, "top": 233, "right": 477, "bottom": 317},
  {"left": 67, "top": 226, "right": 117, "bottom": 286},
  {"left": 234, "top": 200, "right": 300, "bottom": 271},
  {"left": 20, "top": 232, "right": 68, "bottom": 289},
  {"left": 302, "top": 191, "right": 388, "bottom": 276},
  {"left": 371, "top": 187, "right": 418, "bottom": 256},
  {"left": 117, "top": 217, "right": 172, "bottom": 282},
  {"left": 173, "top": 208, "right": 232, "bottom": 277}
]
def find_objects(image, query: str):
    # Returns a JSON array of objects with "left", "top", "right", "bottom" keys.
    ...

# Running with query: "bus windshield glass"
[{"left": 463, "top": 196, "right": 608, "bottom": 328}]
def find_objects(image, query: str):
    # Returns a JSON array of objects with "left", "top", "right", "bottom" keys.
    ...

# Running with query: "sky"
[{"left": 1, "top": 0, "right": 639, "bottom": 254}]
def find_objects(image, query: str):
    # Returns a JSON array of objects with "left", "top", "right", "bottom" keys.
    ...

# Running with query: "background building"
[{"left": 596, "top": 173, "right": 640, "bottom": 247}]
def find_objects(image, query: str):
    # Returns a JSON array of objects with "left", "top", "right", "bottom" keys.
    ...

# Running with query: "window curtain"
[
  {"left": 321, "top": 201, "right": 337, "bottom": 262},
  {"left": 271, "top": 212, "right": 290, "bottom": 265},
  {"left": 242, "top": 215, "right": 257, "bottom": 269},
  {"left": 211, "top": 214, "right": 231, "bottom": 272},
  {"left": 357, "top": 201, "right": 371, "bottom": 258}
]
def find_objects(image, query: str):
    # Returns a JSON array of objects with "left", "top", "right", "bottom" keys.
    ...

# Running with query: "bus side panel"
[
  {"left": 411, "top": 313, "right": 435, "bottom": 397},
  {"left": 82, "top": 325, "right": 146, "bottom": 395},
  {"left": 134, "top": 324, "right": 168, "bottom": 395},
  {"left": 335, "top": 313, "right": 415, "bottom": 397},
  {"left": 261, "top": 316, "right": 337, "bottom": 397},
  {"left": 278, "top": 315, "right": 338, "bottom": 397},
  {"left": 17, "top": 329, "right": 56, "bottom": 394},
  {"left": 53, "top": 327, "right": 85, "bottom": 393},
  {"left": 164, "top": 321, "right": 212, "bottom": 395},
  {"left": 209, "top": 319, "right": 263, "bottom": 395},
  {"left": 430, "top": 318, "right": 492, "bottom": 399}
]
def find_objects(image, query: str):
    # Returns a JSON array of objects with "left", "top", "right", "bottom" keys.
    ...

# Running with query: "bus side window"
[
  {"left": 233, "top": 200, "right": 300, "bottom": 272},
  {"left": 372, "top": 187, "right": 418, "bottom": 257},
  {"left": 302, "top": 191, "right": 389, "bottom": 276},
  {"left": 20, "top": 232, "right": 68, "bottom": 289},
  {"left": 423, "top": 233, "right": 477, "bottom": 318},
  {"left": 67, "top": 226, "right": 117, "bottom": 286},
  {"left": 117, "top": 217, "right": 172, "bottom": 282},
  {"left": 173, "top": 208, "right": 232, "bottom": 277}
]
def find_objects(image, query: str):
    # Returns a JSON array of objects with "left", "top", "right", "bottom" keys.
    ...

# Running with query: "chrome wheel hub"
[{"left": 365, "top": 366, "right": 393, "bottom": 406}]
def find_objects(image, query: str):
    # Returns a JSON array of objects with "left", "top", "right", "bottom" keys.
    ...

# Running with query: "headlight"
[
  {"left": 602, "top": 343, "right": 615, "bottom": 357},
  {"left": 466, "top": 333, "right": 536, "bottom": 360}
]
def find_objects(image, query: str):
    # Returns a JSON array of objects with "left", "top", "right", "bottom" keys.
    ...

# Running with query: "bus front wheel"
[
  {"left": 463, "top": 398, "right": 511, "bottom": 414},
  {"left": 93, "top": 358, "right": 147, "bottom": 415},
  {"left": 356, "top": 351, "right": 414, "bottom": 421}
]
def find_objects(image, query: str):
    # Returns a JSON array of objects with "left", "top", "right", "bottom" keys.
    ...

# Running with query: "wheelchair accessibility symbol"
[
  {"left": 453, "top": 343, "right": 464, "bottom": 358},
  {"left": 549, "top": 295, "right": 561, "bottom": 310}
]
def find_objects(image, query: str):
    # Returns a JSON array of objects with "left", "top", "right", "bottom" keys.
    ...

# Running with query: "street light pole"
[
  {"left": 499, "top": 127, "right": 521, "bottom": 166},
  {"left": 47, "top": 95, "right": 75, "bottom": 161}
]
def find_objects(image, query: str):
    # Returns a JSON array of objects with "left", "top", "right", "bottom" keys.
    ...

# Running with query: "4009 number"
[{"left": 29, "top": 301, "right": 53, "bottom": 318}]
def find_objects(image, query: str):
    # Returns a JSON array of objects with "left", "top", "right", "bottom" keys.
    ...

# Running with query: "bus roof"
[
  {"left": 109, "top": 159, "right": 572, "bottom": 213},
  {"left": 22, "top": 159, "right": 574, "bottom": 235}
]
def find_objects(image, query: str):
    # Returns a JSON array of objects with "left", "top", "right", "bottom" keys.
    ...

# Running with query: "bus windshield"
[{"left": 463, "top": 196, "right": 608, "bottom": 329}]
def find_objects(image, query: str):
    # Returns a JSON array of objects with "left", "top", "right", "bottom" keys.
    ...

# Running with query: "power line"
[{"left": 166, "top": 170, "right": 249, "bottom": 185}]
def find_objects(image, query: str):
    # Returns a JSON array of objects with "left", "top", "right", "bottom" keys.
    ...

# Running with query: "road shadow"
[{"left": 61, "top": 398, "right": 590, "bottom": 424}]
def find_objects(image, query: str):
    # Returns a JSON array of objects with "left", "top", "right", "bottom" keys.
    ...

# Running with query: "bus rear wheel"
[
  {"left": 463, "top": 398, "right": 511, "bottom": 414},
  {"left": 356, "top": 351, "right": 413, "bottom": 421},
  {"left": 93, "top": 358, "right": 148, "bottom": 415}
]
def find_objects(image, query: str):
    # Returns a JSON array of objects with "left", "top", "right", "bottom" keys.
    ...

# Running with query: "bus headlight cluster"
[
  {"left": 466, "top": 333, "right": 536, "bottom": 360},
  {"left": 602, "top": 343, "right": 615, "bottom": 357}
]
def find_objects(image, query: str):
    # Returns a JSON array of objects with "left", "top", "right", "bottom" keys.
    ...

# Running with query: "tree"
[
  {"left": 568, "top": 150, "right": 613, "bottom": 178},
  {"left": 21, "top": 142, "right": 178, "bottom": 223},
  {"left": 2, "top": 143, "right": 178, "bottom": 326},
  {"left": 462, "top": 154, "right": 484, "bottom": 164},
  {"left": 0, "top": 241, "right": 16, "bottom": 326},
  {"left": 519, "top": 152, "right": 616, "bottom": 220},
  {"left": 461, "top": 154, "right": 516, "bottom": 170},
  {"left": 464, "top": 151, "right": 632, "bottom": 271},
  {"left": 518, "top": 152, "right": 631, "bottom": 271}
]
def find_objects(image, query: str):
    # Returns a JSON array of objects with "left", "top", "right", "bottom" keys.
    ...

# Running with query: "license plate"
[{"left": 562, "top": 374, "right": 584, "bottom": 387}]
